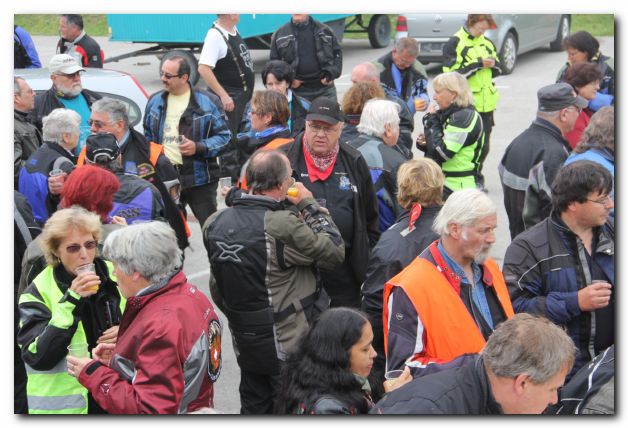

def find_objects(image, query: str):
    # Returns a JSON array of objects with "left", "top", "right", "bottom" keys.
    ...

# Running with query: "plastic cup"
[
  {"left": 67, "top": 342, "right": 89, "bottom": 358},
  {"left": 219, "top": 177, "right": 232, "bottom": 189},
  {"left": 414, "top": 98, "right": 427, "bottom": 111},
  {"left": 75, "top": 263, "right": 98, "bottom": 292},
  {"left": 384, "top": 369, "right": 405, "bottom": 380},
  {"left": 287, "top": 187, "right": 299, "bottom": 197}
]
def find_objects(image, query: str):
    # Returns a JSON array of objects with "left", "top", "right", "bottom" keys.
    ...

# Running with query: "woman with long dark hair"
[{"left": 275, "top": 307, "right": 409, "bottom": 414}]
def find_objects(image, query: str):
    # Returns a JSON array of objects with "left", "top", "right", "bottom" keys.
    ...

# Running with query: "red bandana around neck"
[{"left": 302, "top": 137, "right": 339, "bottom": 182}]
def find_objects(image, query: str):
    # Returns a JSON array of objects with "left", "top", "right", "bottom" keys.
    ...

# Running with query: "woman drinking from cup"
[
  {"left": 416, "top": 72, "right": 485, "bottom": 199},
  {"left": 17, "top": 206, "right": 125, "bottom": 414}
]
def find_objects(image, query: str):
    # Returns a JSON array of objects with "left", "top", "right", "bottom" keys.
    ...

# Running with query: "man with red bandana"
[{"left": 283, "top": 97, "right": 380, "bottom": 308}]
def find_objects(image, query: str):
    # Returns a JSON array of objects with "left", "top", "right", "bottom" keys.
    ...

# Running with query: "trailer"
[{"left": 105, "top": 14, "right": 392, "bottom": 84}]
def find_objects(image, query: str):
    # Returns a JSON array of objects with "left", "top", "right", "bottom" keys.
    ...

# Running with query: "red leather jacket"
[{"left": 78, "top": 271, "right": 221, "bottom": 414}]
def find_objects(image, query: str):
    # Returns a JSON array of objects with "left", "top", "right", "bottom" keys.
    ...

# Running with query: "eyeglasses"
[
  {"left": 65, "top": 240, "right": 98, "bottom": 254},
  {"left": 565, "top": 106, "right": 582, "bottom": 114},
  {"left": 586, "top": 195, "right": 612, "bottom": 206},
  {"left": 88, "top": 119, "right": 115, "bottom": 129},
  {"left": 307, "top": 122, "right": 338, "bottom": 135},
  {"left": 56, "top": 71, "right": 82, "bottom": 79},
  {"left": 160, "top": 71, "right": 182, "bottom": 79},
  {"left": 249, "top": 108, "right": 260, "bottom": 116}
]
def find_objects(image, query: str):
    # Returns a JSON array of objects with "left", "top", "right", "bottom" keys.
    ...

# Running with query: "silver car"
[
  {"left": 14, "top": 67, "right": 148, "bottom": 132},
  {"left": 395, "top": 14, "right": 570, "bottom": 74}
]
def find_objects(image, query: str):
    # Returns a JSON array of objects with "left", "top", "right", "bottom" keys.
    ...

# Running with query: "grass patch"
[
  {"left": 571, "top": 14, "right": 614, "bottom": 36},
  {"left": 14, "top": 14, "right": 110, "bottom": 36},
  {"left": 14, "top": 13, "right": 615, "bottom": 39}
]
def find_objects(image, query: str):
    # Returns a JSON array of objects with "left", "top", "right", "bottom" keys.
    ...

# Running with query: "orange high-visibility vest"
[
  {"left": 383, "top": 248, "right": 514, "bottom": 364},
  {"left": 238, "top": 137, "right": 293, "bottom": 190},
  {"left": 77, "top": 142, "right": 163, "bottom": 167}
]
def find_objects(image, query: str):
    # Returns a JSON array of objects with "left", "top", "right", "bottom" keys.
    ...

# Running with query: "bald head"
[
  {"left": 245, "top": 150, "right": 291, "bottom": 195},
  {"left": 351, "top": 62, "right": 380, "bottom": 84}
]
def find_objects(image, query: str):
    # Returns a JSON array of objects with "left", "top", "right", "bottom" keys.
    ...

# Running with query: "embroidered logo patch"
[{"left": 207, "top": 320, "right": 222, "bottom": 383}]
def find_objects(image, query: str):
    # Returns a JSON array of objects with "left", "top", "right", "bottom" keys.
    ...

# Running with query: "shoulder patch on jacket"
[{"left": 207, "top": 319, "right": 222, "bottom": 383}]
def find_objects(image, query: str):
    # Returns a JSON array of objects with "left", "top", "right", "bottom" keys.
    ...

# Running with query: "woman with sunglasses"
[
  {"left": 17, "top": 165, "right": 126, "bottom": 297},
  {"left": 235, "top": 90, "right": 294, "bottom": 191},
  {"left": 17, "top": 206, "right": 125, "bottom": 414}
]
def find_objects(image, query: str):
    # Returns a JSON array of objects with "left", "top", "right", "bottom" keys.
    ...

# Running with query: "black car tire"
[
  {"left": 160, "top": 49, "right": 200, "bottom": 86},
  {"left": 368, "top": 14, "right": 392, "bottom": 48},
  {"left": 498, "top": 32, "right": 518, "bottom": 75},
  {"left": 550, "top": 15, "right": 571, "bottom": 51}
]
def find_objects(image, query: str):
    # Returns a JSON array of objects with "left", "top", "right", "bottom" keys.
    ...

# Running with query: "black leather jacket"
[{"left": 270, "top": 17, "right": 343, "bottom": 82}]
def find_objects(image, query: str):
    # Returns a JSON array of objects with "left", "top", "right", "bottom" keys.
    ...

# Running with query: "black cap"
[
  {"left": 86, "top": 133, "right": 120, "bottom": 164},
  {"left": 537, "top": 82, "right": 589, "bottom": 112},
  {"left": 306, "top": 97, "right": 345, "bottom": 125}
]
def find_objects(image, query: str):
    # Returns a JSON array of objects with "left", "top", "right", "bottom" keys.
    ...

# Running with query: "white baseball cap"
[{"left": 49, "top": 54, "right": 85, "bottom": 75}]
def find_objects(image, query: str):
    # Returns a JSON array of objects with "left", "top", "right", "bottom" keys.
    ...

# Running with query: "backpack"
[{"left": 14, "top": 26, "right": 32, "bottom": 69}]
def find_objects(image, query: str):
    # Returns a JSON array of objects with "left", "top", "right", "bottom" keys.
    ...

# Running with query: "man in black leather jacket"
[
  {"left": 371, "top": 314, "right": 576, "bottom": 414},
  {"left": 270, "top": 14, "right": 343, "bottom": 102}
]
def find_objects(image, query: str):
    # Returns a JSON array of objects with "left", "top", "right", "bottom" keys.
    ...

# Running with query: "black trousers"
[
  {"left": 320, "top": 258, "right": 361, "bottom": 308},
  {"left": 239, "top": 369, "right": 282, "bottom": 414},
  {"left": 293, "top": 83, "right": 337, "bottom": 103},
  {"left": 477, "top": 111, "right": 495, "bottom": 186},
  {"left": 220, "top": 87, "right": 253, "bottom": 181},
  {"left": 180, "top": 181, "right": 218, "bottom": 229}
]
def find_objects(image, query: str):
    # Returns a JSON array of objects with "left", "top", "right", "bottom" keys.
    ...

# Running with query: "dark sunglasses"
[
  {"left": 66, "top": 240, "right": 98, "bottom": 254},
  {"left": 160, "top": 71, "right": 182, "bottom": 79}
]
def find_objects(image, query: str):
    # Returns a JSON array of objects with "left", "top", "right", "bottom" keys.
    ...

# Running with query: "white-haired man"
[
  {"left": 383, "top": 188, "right": 514, "bottom": 375},
  {"left": 30, "top": 54, "right": 102, "bottom": 154},
  {"left": 347, "top": 99, "right": 406, "bottom": 232}
]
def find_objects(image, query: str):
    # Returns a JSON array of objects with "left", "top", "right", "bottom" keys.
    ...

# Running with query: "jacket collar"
[
  {"left": 158, "top": 83, "right": 203, "bottom": 115},
  {"left": 233, "top": 193, "right": 284, "bottom": 211},
  {"left": 125, "top": 270, "right": 185, "bottom": 309},
  {"left": 475, "top": 356, "right": 504, "bottom": 414},
  {"left": 43, "top": 140, "right": 78, "bottom": 162},
  {"left": 550, "top": 211, "right": 613, "bottom": 257},
  {"left": 427, "top": 241, "right": 494, "bottom": 295}
]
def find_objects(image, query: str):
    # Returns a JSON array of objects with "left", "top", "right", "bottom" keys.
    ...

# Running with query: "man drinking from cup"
[{"left": 503, "top": 160, "right": 614, "bottom": 381}]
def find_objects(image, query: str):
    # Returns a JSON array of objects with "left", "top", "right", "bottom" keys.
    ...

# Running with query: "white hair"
[
  {"left": 432, "top": 188, "right": 496, "bottom": 236},
  {"left": 91, "top": 97, "right": 130, "bottom": 128},
  {"left": 356, "top": 99, "right": 400, "bottom": 138},
  {"left": 103, "top": 221, "right": 182, "bottom": 284},
  {"left": 42, "top": 108, "right": 81, "bottom": 144}
]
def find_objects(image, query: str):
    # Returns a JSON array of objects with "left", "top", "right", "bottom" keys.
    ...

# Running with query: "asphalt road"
[{"left": 30, "top": 32, "right": 613, "bottom": 414}]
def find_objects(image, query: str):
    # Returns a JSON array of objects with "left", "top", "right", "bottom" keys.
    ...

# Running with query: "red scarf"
[{"left": 302, "top": 138, "right": 339, "bottom": 182}]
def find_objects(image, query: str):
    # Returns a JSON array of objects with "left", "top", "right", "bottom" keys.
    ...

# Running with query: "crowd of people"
[{"left": 14, "top": 13, "right": 614, "bottom": 415}]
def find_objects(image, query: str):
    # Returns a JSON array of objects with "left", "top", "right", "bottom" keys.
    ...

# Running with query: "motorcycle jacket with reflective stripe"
[
  {"left": 203, "top": 194, "right": 344, "bottom": 375},
  {"left": 421, "top": 105, "right": 484, "bottom": 191},
  {"left": 443, "top": 26, "right": 501, "bottom": 113},
  {"left": 78, "top": 271, "right": 221, "bottom": 414},
  {"left": 17, "top": 259, "right": 124, "bottom": 414}
]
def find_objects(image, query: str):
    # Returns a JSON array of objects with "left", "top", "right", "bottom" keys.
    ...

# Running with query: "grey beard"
[
  {"left": 58, "top": 84, "right": 82, "bottom": 98},
  {"left": 474, "top": 246, "right": 491, "bottom": 264}
]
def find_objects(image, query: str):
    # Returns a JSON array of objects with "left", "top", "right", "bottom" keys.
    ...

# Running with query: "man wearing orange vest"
[{"left": 383, "top": 188, "right": 514, "bottom": 375}]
